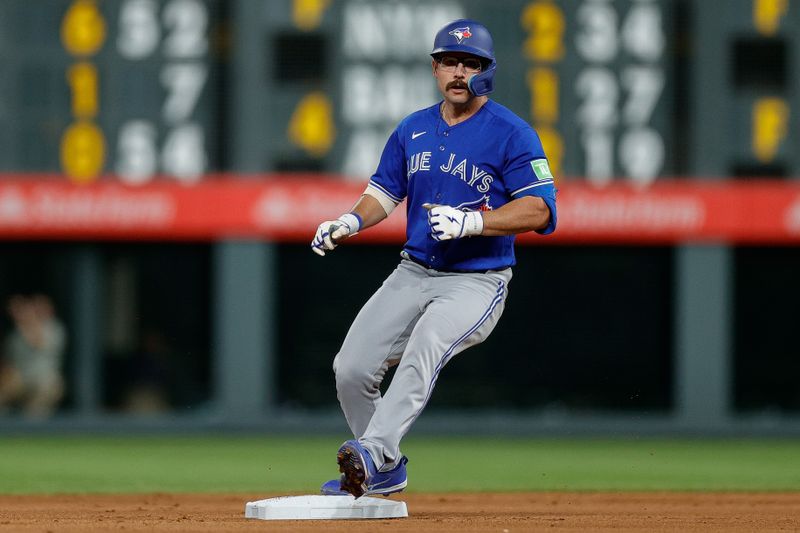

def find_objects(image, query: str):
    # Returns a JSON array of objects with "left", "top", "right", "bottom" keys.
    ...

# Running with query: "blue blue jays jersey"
[{"left": 367, "top": 100, "right": 557, "bottom": 272}]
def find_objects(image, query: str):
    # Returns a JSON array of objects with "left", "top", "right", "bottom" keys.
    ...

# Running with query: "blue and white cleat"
[
  {"left": 320, "top": 458, "right": 408, "bottom": 497},
  {"left": 320, "top": 478, "right": 350, "bottom": 496},
  {"left": 324, "top": 440, "right": 408, "bottom": 498}
]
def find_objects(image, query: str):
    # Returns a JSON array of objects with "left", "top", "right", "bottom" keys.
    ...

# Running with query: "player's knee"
[
  {"left": 334, "top": 355, "right": 372, "bottom": 390},
  {"left": 334, "top": 362, "right": 361, "bottom": 388}
]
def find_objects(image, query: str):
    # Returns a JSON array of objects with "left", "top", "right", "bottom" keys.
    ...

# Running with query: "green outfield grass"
[{"left": 0, "top": 435, "right": 798, "bottom": 494}]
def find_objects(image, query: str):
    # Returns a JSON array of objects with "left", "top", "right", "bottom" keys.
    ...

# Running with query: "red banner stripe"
[{"left": 0, "top": 175, "right": 798, "bottom": 244}]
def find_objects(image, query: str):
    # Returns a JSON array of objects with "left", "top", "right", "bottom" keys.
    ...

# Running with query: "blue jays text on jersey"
[
  {"left": 366, "top": 99, "right": 557, "bottom": 272},
  {"left": 408, "top": 152, "right": 495, "bottom": 193}
]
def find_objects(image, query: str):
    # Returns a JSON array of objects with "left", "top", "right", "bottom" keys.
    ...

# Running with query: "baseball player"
[{"left": 312, "top": 18, "right": 557, "bottom": 498}]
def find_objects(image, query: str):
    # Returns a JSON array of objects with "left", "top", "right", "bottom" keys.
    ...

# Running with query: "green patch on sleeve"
[{"left": 531, "top": 159, "right": 553, "bottom": 181}]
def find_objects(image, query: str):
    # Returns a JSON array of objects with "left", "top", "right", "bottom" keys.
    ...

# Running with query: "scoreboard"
[
  {"left": 233, "top": 0, "right": 677, "bottom": 184},
  {"left": 0, "top": 0, "right": 222, "bottom": 184},
  {"left": 515, "top": 0, "right": 674, "bottom": 184},
  {"left": 0, "top": 0, "right": 797, "bottom": 184},
  {"left": 692, "top": 0, "right": 799, "bottom": 177},
  {"left": 247, "top": 0, "right": 675, "bottom": 185}
]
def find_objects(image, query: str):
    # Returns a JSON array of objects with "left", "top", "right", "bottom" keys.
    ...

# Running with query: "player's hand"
[
  {"left": 422, "top": 203, "right": 483, "bottom": 241},
  {"left": 311, "top": 213, "right": 362, "bottom": 256}
]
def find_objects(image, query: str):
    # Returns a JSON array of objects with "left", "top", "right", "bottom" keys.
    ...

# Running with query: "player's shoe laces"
[{"left": 323, "top": 440, "right": 408, "bottom": 498}]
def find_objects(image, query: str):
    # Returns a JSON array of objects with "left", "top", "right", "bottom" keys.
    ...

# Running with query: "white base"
[{"left": 244, "top": 495, "right": 408, "bottom": 520}]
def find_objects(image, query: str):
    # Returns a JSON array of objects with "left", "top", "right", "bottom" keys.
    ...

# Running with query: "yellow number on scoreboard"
[
  {"left": 67, "top": 62, "right": 99, "bottom": 119},
  {"left": 293, "top": 0, "right": 331, "bottom": 30},
  {"left": 527, "top": 67, "right": 559, "bottom": 124},
  {"left": 61, "top": 0, "right": 107, "bottom": 56},
  {"left": 753, "top": 0, "right": 788, "bottom": 36},
  {"left": 752, "top": 98, "right": 789, "bottom": 163},
  {"left": 521, "top": 1, "right": 565, "bottom": 63},
  {"left": 60, "top": 121, "right": 106, "bottom": 183},
  {"left": 288, "top": 92, "right": 336, "bottom": 157}
]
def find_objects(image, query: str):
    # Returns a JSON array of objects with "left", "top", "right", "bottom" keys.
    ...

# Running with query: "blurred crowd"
[{"left": 0, "top": 294, "right": 66, "bottom": 418}]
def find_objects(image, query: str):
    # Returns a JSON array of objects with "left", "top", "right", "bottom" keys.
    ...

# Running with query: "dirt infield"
[{"left": 1, "top": 492, "right": 799, "bottom": 532}]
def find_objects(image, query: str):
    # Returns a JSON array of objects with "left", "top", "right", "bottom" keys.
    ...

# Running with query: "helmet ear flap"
[{"left": 467, "top": 60, "right": 496, "bottom": 96}]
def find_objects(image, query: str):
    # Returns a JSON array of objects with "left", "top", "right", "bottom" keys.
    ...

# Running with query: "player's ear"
[{"left": 431, "top": 59, "right": 438, "bottom": 76}]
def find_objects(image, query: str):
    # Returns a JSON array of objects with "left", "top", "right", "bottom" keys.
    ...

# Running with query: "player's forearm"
[
  {"left": 349, "top": 194, "right": 389, "bottom": 231},
  {"left": 479, "top": 196, "right": 551, "bottom": 236}
]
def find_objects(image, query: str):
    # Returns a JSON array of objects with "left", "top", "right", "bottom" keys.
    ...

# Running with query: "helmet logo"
[{"left": 448, "top": 27, "right": 472, "bottom": 43}]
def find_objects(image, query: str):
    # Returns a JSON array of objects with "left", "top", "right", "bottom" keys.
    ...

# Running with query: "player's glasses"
[{"left": 436, "top": 56, "right": 483, "bottom": 73}]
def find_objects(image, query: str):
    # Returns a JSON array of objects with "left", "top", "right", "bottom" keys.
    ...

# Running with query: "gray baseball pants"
[{"left": 333, "top": 258, "right": 512, "bottom": 471}]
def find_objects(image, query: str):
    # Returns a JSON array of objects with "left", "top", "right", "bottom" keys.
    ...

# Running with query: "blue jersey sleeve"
[
  {"left": 368, "top": 129, "right": 407, "bottom": 203},
  {"left": 502, "top": 126, "right": 557, "bottom": 235}
]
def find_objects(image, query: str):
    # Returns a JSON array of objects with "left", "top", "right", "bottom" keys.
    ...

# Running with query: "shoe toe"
[{"left": 320, "top": 478, "right": 348, "bottom": 496}]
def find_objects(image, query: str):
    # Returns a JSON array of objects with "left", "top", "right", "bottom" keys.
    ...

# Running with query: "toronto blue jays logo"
[
  {"left": 448, "top": 27, "right": 472, "bottom": 43},
  {"left": 455, "top": 195, "right": 493, "bottom": 212}
]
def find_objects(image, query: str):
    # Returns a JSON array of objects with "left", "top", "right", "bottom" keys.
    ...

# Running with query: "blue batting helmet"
[{"left": 430, "top": 19, "right": 496, "bottom": 96}]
